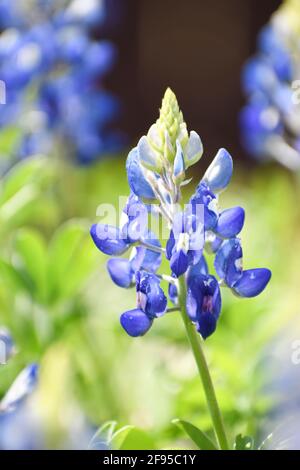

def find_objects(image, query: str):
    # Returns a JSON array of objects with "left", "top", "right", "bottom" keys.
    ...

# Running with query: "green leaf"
[
  {"left": 0, "top": 156, "right": 57, "bottom": 232},
  {"left": 234, "top": 434, "right": 254, "bottom": 450},
  {"left": 0, "top": 184, "right": 39, "bottom": 227},
  {"left": 172, "top": 419, "right": 218, "bottom": 450},
  {"left": 119, "top": 428, "right": 156, "bottom": 450},
  {"left": 47, "top": 220, "right": 96, "bottom": 303},
  {"left": 111, "top": 425, "right": 135, "bottom": 450},
  {"left": 0, "top": 258, "right": 29, "bottom": 293},
  {"left": 13, "top": 228, "right": 47, "bottom": 302},
  {"left": 0, "top": 155, "right": 53, "bottom": 203},
  {"left": 0, "top": 126, "right": 22, "bottom": 161}
]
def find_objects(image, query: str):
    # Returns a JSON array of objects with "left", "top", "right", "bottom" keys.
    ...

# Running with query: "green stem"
[{"left": 178, "top": 276, "right": 229, "bottom": 450}]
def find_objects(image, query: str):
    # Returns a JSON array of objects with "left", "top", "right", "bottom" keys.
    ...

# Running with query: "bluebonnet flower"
[
  {"left": 240, "top": 0, "right": 300, "bottom": 170},
  {"left": 120, "top": 271, "right": 167, "bottom": 337},
  {"left": 187, "top": 273, "right": 221, "bottom": 339},
  {"left": 91, "top": 89, "right": 271, "bottom": 339},
  {"left": 166, "top": 208, "right": 204, "bottom": 277},
  {"left": 0, "top": 364, "right": 41, "bottom": 449},
  {"left": 0, "top": 362, "right": 99, "bottom": 449},
  {"left": 214, "top": 238, "right": 271, "bottom": 298},
  {"left": 0, "top": 0, "right": 124, "bottom": 165},
  {"left": 91, "top": 193, "right": 162, "bottom": 289},
  {"left": 107, "top": 238, "right": 162, "bottom": 289}
]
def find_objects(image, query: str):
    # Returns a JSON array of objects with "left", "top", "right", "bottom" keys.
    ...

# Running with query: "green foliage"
[
  {"left": 0, "top": 221, "right": 96, "bottom": 359},
  {"left": 234, "top": 434, "right": 254, "bottom": 450},
  {"left": 0, "top": 127, "right": 23, "bottom": 162},
  {"left": 172, "top": 419, "right": 217, "bottom": 450},
  {"left": 0, "top": 155, "right": 57, "bottom": 233}
]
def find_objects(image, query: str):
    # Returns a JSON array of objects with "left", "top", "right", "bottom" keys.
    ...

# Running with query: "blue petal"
[
  {"left": 126, "top": 147, "right": 155, "bottom": 199},
  {"left": 90, "top": 224, "right": 129, "bottom": 255},
  {"left": 258, "top": 25, "right": 283, "bottom": 55},
  {"left": 211, "top": 236, "right": 223, "bottom": 253},
  {"left": 130, "top": 232, "right": 162, "bottom": 273},
  {"left": 214, "top": 238, "right": 243, "bottom": 287},
  {"left": 186, "top": 211, "right": 205, "bottom": 253},
  {"left": 120, "top": 309, "right": 153, "bottom": 337},
  {"left": 188, "top": 249, "right": 203, "bottom": 267},
  {"left": 168, "top": 281, "right": 178, "bottom": 305},
  {"left": 272, "top": 83, "right": 293, "bottom": 115},
  {"left": 121, "top": 195, "right": 148, "bottom": 243},
  {"left": 196, "top": 314, "right": 217, "bottom": 340},
  {"left": 190, "top": 182, "right": 218, "bottom": 231},
  {"left": 170, "top": 249, "right": 189, "bottom": 277},
  {"left": 271, "top": 50, "right": 293, "bottom": 82},
  {"left": 233, "top": 268, "right": 271, "bottom": 297},
  {"left": 187, "top": 273, "right": 221, "bottom": 324},
  {"left": 166, "top": 230, "right": 175, "bottom": 260},
  {"left": 107, "top": 258, "right": 133, "bottom": 288},
  {"left": 187, "top": 256, "right": 209, "bottom": 284},
  {"left": 215, "top": 207, "right": 245, "bottom": 238},
  {"left": 140, "top": 246, "right": 161, "bottom": 273},
  {"left": 242, "top": 57, "right": 276, "bottom": 95},
  {"left": 173, "top": 140, "right": 185, "bottom": 180},
  {"left": 137, "top": 136, "right": 161, "bottom": 172},
  {"left": 172, "top": 211, "right": 185, "bottom": 237},
  {"left": 203, "top": 148, "right": 233, "bottom": 193},
  {"left": 239, "top": 102, "right": 282, "bottom": 156},
  {"left": 184, "top": 131, "right": 203, "bottom": 168},
  {"left": 186, "top": 286, "right": 202, "bottom": 322},
  {"left": 145, "top": 286, "right": 167, "bottom": 318},
  {"left": 137, "top": 272, "right": 167, "bottom": 317}
]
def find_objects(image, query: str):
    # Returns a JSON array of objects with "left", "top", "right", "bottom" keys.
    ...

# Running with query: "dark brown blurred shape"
[{"left": 108, "top": 0, "right": 281, "bottom": 164}]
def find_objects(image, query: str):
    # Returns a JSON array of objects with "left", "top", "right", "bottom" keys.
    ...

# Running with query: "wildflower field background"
[{"left": 0, "top": 0, "right": 300, "bottom": 451}]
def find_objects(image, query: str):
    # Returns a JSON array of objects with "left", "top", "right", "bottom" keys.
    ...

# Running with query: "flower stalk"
[{"left": 178, "top": 275, "right": 229, "bottom": 450}]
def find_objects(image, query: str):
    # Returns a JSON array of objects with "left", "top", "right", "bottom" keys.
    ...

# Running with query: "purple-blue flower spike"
[
  {"left": 91, "top": 88, "right": 271, "bottom": 340},
  {"left": 90, "top": 88, "right": 271, "bottom": 450}
]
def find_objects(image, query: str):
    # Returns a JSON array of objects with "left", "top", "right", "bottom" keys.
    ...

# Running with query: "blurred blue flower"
[
  {"left": 0, "top": 364, "right": 42, "bottom": 449},
  {"left": 240, "top": 8, "right": 300, "bottom": 170},
  {"left": 0, "top": 327, "right": 16, "bottom": 363},
  {"left": 0, "top": 401, "right": 44, "bottom": 450},
  {"left": 0, "top": 363, "right": 39, "bottom": 413},
  {"left": 0, "top": 0, "right": 124, "bottom": 165},
  {"left": 0, "top": 363, "right": 96, "bottom": 449}
]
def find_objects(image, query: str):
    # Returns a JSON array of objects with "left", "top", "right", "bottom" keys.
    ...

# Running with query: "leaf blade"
[{"left": 172, "top": 419, "right": 218, "bottom": 450}]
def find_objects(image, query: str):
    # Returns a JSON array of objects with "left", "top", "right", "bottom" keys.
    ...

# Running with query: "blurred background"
[{"left": 0, "top": 0, "right": 300, "bottom": 450}]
